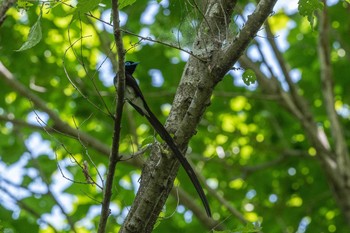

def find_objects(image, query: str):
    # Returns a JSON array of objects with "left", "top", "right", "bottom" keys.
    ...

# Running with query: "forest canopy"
[{"left": 1, "top": 0, "right": 350, "bottom": 233}]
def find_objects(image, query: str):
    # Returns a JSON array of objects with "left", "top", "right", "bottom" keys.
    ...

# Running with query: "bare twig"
[
  {"left": 63, "top": 25, "right": 113, "bottom": 118},
  {"left": 85, "top": 12, "right": 206, "bottom": 62},
  {"left": 97, "top": 0, "right": 125, "bottom": 231},
  {"left": 72, "top": 116, "right": 104, "bottom": 187}
]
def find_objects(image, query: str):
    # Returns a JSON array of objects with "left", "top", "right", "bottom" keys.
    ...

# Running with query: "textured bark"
[{"left": 119, "top": 1, "right": 278, "bottom": 232}]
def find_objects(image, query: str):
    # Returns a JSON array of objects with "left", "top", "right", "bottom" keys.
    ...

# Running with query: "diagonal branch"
[
  {"left": 238, "top": 54, "right": 331, "bottom": 153},
  {"left": 0, "top": 181, "right": 59, "bottom": 233},
  {"left": 0, "top": 0, "right": 16, "bottom": 26},
  {"left": 211, "top": 0, "right": 277, "bottom": 79},
  {"left": 317, "top": 1, "right": 349, "bottom": 164},
  {"left": 0, "top": 61, "right": 111, "bottom": 158},
  {"left": 263, "top": 22, "right": 315, "bottom": 127}
]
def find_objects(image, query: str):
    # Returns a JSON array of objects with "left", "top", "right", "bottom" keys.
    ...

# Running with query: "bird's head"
[{"left": 125, "top": 61, "right": 139, "bottom": 75}]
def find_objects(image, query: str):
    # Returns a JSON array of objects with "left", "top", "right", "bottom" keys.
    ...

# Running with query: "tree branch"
[
  {"left": 239, "top": 54, "right": 332, "bottom": 154},
  {"left": 119, "top": 1, "right": 278, "bottom": 232},
  {"left": 211, "top": 0, "right": 277, "bottom": 79},
  {"left": 239, "top": 5, "right": 350, "bottom": 224},
  {"left": 98, "top": 0, "right": 125, "bottom": 231},
  {"left": 317, "top": 0, "right": 349, "bottom": 165},
  {"left": 0, "top": 62, "right": 112, "bottom": 158},
  {"left": 0, "top": 0, "right": 16, "bottom": 26}
]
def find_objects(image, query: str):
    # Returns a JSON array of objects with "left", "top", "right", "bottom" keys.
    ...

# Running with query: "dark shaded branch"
[
  {"left": 85, "top": 12, "right": 206, "bottom": 62},
  {"left": 0, "top": 114, "right": 55, "bottom": 132},
  {"left": 0, "top": 113, "right": 143, "bottom": 170},
  {"left": 263, "top": 22, "right": 314, "bottom": 127},
  {"left": 0, "top": 0, "right": 16, "bottom": 26},
  {"left": 242, "top": 149, "right": 310, "bottom": 176},
  {"left": 317, "top": 1, "right": 350, "bottom": 224},
  {"left": 97, "top": 0, "right": 126, "bottom": 232},
  {"left": 239, "top": 7, "right": 350, "bottom": 223}
]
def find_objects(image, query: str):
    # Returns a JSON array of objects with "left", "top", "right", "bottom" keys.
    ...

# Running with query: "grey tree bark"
[{"left": 119, "top": 1, "right": 278, "bottom": 232}]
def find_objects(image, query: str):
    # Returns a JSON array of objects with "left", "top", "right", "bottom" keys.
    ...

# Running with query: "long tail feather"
[
  {"left": 142, "top": 104, "right": 212, "bottom": 217},
  {"left": 122, "top": 72, "right": 211, "bottom": 217}
]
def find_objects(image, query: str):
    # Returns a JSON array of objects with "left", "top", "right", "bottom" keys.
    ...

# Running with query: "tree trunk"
[{"left": 119, "top": 1, "right": 278, "bottom": 232}]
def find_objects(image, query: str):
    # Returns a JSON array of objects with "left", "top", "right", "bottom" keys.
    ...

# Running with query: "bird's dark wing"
[{"left": 122, "top": 73, "right": 211, "bottom": 217}]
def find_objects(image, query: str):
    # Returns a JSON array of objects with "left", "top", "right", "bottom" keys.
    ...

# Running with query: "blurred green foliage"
[{"left": 0, "top": 0, "right": 350, "bottom": 232}]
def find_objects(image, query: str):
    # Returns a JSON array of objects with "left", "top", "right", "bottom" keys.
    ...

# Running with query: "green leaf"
[
  {"left": 242, "top": 69, "right": 256, "bottom": 86},
  {"left": 298, "top": 0, "right": 324, "bottom": 28},
  {"left": 17, "top": 0, "right": 34, "bottom": 10},
  {"left": 21, "top": 175, "right": 33, "bottom": 187},
  {"left": 76, "top": 0, "right": 101, "bottom": 14},
  {"left": 119, "top": 0, "right": 137, "bottom": 9},
  {"left": 16, "top": 14, "right": 42, "bottom": 51}
]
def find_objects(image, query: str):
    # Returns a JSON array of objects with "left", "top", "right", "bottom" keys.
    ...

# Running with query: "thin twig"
[
  {"left": 85, "top": 12, "right": 206, "bottom": 62},
  {"left": 63, "top": 23, "right": 114, "bottom": 118},
  {"left": 97, "top": 0, "right": 125, "bottom": 231},
  {"left": 72, "top": 116, "right": 105, "bottom": 188}
]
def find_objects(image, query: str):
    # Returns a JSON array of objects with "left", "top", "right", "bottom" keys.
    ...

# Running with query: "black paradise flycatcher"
[{"left": 114, "top": 61, "right": 211, "bottom": 217}]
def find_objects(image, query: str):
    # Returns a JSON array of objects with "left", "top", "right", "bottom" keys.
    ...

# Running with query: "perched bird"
[{"left": 114, "top": 61, "right": 211, "bottom": 217}]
